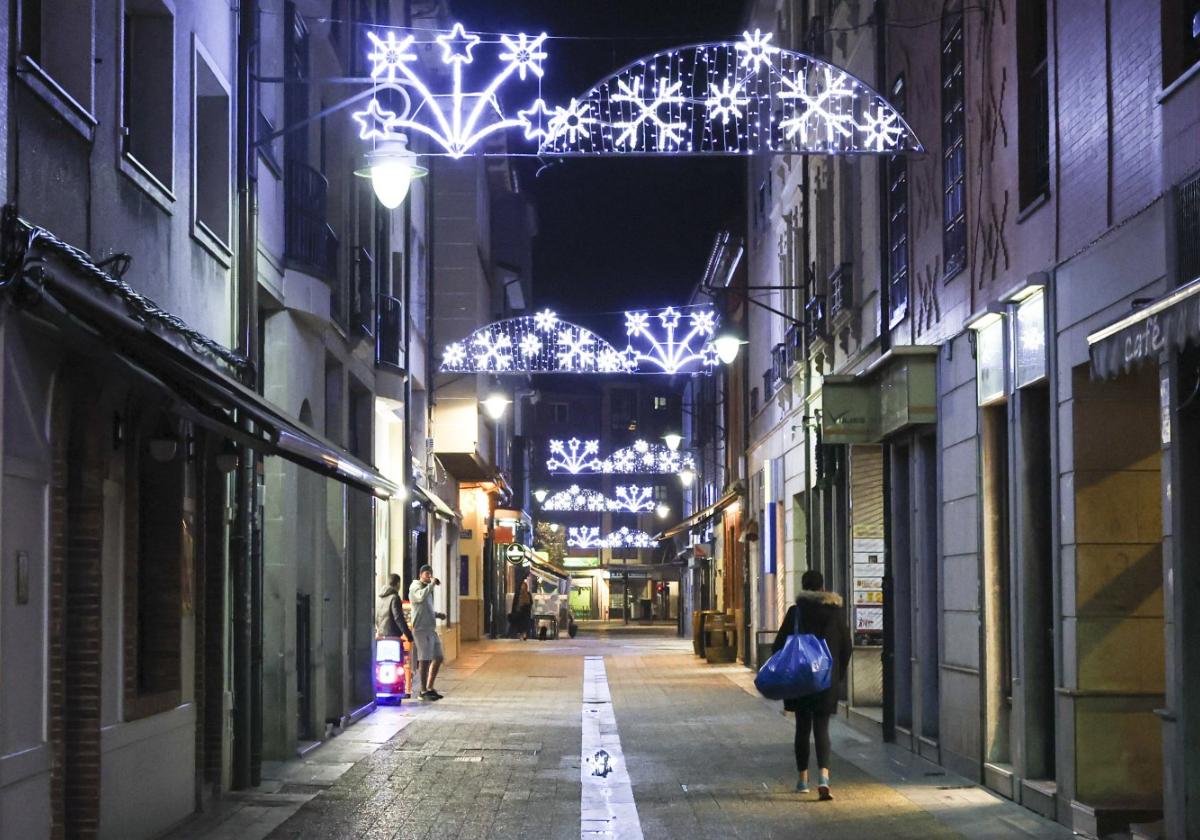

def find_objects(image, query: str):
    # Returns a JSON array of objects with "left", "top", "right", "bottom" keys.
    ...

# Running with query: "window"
[
  {"left": 653, "top": 396, "right": 668, "bottom": 411},
  {"left": 1178, "top": 169, "right": 1200, "bottom": 284},
  {"left": 193, "top": 44, "right": 231, "bottom": 247},
  {"left": 123, "top": 1, "right": 175, "bottom": 191},
  {"left": 1162, "top": 1, "right": 1200, "bottom": 86},
  {"left": 1017, "top": 0, "right": 1049, "bottom": 207},
  {"left": 941, "top": 1, "right": 967, "bottom": 280},
  {"left": 610, "top": 388, "right": 638, "bottom": 433},
  {"left": 21, "top": 0, "right": 95, "bottom": 112},
  {"left": 551, "top": 402, "right": 569, "bottom": 424},
  {"left": 887, "top": 76, "right": 910, "bottom": 328},
  {"left": 750, "top": 386, "right": 760, "bottom": 416}
]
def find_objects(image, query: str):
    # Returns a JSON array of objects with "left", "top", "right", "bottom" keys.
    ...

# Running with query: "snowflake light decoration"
[
  {"left": 439, "top": 314, "right": 626, "bottom": 374},
  {"left": 353, "top": 23, "right": 549, "bottom": 158},
  {"left": 548, "top": 439, "right": 696, "bottom": 475},
  {"left": 623, "top": 307, "right": 719, "bottom": 375},
  {"left": 539, "top": 484, "right": 659, "bottom": 513},
  {"left": 537, "top": 34, "right": 921, "bottom": 156},
  {"left": 547, "top": 439, "right": 603, "bottom": 474},
  {"left": 566, "top": 526, "right": 658, "bottom": 549},
  {"left": 611, "top": 76, "right": 687, "bottom": 150},
  {"left": 542, "top": 485, "right": 609, "bottom": 513}
]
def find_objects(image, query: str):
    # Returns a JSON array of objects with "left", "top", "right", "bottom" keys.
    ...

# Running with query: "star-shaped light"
[
  {"left": 547, "top": 98, "right": 596, "bottom": 145},
  {"left": 443, "top": 342, "right": 466, "bottom": 367},
  {"left": 352, "top": 98, "right": 399, "bottom": 141},
  {"left": 366, "top": 31, "right": 417, "bottom": 81},
  {"left": 737, "top": 29, "right": 778, "bottom": 73},
  {"left": 435, "top": 22, "right": 481, "bottom": 66},
  {"left": 658, "top": 307, "right": 681, "bottom": 329},
  {"left": 499, "top": 32, "right": 548, "bottom": 80},
  {"left": 518, "top": 99, "right": 552, "bottom": 141},
  {"left": 533, "top": 308, "right": 559, "bottom": 332}
]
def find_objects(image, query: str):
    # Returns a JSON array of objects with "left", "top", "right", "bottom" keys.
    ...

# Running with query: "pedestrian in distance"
[
  {"left": 409, "top": 564, "right": 447, "bottom": 701},
  {"left": 376, "top": 573, "right": 415, "bottom": 644},
  {"left": 772, "top": 569, "right": 851, "bottom": 800},
  {"left": 514, "top": 578, "right": 534, "bottom": 641}
]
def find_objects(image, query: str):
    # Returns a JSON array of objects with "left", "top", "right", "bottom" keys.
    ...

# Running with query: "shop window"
[
  {"left": 1017, "top": 0, "right": 1050, "bottom": 208},
  {"left": 21, "top": 0, "right": 95, "bottom": 112},
  {"left": 1162, "top": 1, "right": 1200, "bottom": 87},
  {"left": 941, "top": 0, "right": 967, "bottom": 280},
  {"left": 122, "top": 1, "right": 175, "bottom": 191},
  {"left": 887, "top": 75, "right": 910, "bottom": 328},
  {"left": 970, "top": 312, "right": 1007, "bottom": 405},
  {"left": 193, "top": 44, "right": 231, "bottom": 247},
  {"left": 1013, "top": 288, "right": 1047, "bottom": 387}
]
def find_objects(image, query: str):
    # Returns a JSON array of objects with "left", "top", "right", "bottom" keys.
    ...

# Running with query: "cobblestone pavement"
[{"left": 213, "top": 626, "right": 1074, "bottom": 840}]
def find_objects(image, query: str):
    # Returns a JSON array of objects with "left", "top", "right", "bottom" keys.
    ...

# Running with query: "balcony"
[
  {"left": 785, "top": 323, "right": 803, "bottom": 372},
  {"left": 284, "top": 158, "right": 339, "bottom": 285},
  {"left": 804, "top": 294, "right": 827, "bottom": 347},
  {"left": 828, "top": 262, "right": 854, "bottom": 327}
]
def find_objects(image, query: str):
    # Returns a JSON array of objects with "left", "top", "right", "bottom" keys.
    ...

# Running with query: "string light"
[
  {"left": 352, "top": 23, "right": 921, "bottom": 160},
  {"left": 567, "top": 526, "right": 658, "bottom": 549},
  {"left": 540, "top": 484, "right": 657, "bottom": 513},
  {"left": 547, "top": 438, "right": 696, "bottom": 475},
  {"left": 439, "top": 307, "right": 721, "bottom": 375}
]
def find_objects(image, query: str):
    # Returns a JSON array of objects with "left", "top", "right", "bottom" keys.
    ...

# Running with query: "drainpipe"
[{"left": 232, "top": 0, "right": 260, "bottom": 790}]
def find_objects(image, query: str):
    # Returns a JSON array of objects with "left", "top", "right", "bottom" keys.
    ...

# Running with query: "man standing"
[
  {"left": 376, "top": 573, "right": 415, "bottom": 643},
  {"left": 409, "top": 564, "right": 446, "bottom": 701}
]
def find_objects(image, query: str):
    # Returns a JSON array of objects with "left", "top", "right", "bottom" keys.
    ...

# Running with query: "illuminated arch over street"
[
  {"left": 440, "top": 310, "right": 627, "bottom": 373},
  {"left": 537, "top": 30, "right": 923, "bottom": 156}
]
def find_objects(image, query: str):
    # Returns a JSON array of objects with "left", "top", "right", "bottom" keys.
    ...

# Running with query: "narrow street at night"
[{"left": 170, "top": 628, "right": 1069, "bottom": 840}]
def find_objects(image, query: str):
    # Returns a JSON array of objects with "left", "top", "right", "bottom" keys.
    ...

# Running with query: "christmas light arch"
[
  {"left": 540, "top": 484, "right": 657, "bottom": 513},
  {"left": 546, "top": 438, "right": 696, "bottom": 475},
  {"left": 536, "top": 30, "right": 923, "bottom": 156},
  {"left": 440, "top": 311, "right": 627, "bottom": 373},
  {"left": 351, "top": 25, "right": 922, "bottom": 160}
]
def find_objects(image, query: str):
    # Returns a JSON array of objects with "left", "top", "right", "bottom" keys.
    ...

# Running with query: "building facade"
[{"left": 726, "top": 1, "right": 1200, "bottom": 837}]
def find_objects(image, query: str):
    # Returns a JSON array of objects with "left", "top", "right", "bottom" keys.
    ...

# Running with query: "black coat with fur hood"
[{"left": 770, "top": 590, "right": 852, "bottom": 714}]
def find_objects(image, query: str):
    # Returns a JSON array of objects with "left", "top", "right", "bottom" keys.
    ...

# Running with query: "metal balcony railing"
[
  {"left": 828, "top": 262, "right": 853, "bottom": 324},
  {"left": 283, "top": 158, "right": 339, "bottom": 284},
  {"left": 352, "top": 246, "right": 374, "bottom": 338},
  {"left": 376, "top": 294, "right": 402, "bottom": 369},
  {"left": 804, "top": 294, "right": 827, "bottom": 346}
]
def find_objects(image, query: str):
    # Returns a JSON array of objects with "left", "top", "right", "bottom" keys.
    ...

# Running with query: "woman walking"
[{"left": 772, "top": 569, "right": 851, "bottom": 800}]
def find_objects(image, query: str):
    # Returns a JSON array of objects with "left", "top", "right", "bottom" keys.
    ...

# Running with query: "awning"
[
  {"left": 412, "top": 485, "right": 459, "bottom": 522},
  {"left": 655, "top": 489, "right": 740, "bottom": 540},
  {"left": 3, "top": 218, "right": 401, "bottom": 498},
  {"left": 1088, "top": 276, "right": 1200, "bottom": 379},
  {"left": 821, "top": 345, "right": 938, "bottom": 443}
]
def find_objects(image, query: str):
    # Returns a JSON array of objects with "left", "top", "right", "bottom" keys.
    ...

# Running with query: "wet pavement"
[{"left": 171, "top": 625, "right": 1074, "bottom": 840}]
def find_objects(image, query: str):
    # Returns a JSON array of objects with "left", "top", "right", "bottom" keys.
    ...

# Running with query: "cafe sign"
[{"left": 1089, "top": 277, "right": 1200, "bottom": 380}]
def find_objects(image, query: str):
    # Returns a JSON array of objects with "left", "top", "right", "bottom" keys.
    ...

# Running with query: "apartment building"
[{"left": 733, "top": 2, "right": 1200, "bottom": 836}]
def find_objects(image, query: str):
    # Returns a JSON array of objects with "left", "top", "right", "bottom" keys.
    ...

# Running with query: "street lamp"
[
  {"left": 354, "top": 136, "right": 428, "bottom": 210},
  {"left": 662, "top": 432, "right": 683, "bottom": 452},
  {"left": 533, "top": 488, "right": 548, "bottom": 504},
  {"left": 482, "top": 392, "right": 510, "bottom": 421},
  {"left": 655, "top": 503, "right": 671, "bottom": 519},
  {"left": 713, "top": 328, "right": 747, "bottom": 365},
  {"left": 679, "top": 468, "right": 695, "bottom": 488}
]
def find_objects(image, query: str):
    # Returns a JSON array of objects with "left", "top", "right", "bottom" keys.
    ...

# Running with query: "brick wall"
[{"left": 48, "top": 383, "right": 105, "bottom": 838}]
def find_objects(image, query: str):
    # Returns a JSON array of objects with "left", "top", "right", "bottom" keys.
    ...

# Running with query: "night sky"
[{"left": 450, "top": 0, "right": 748, "bottom": 316}]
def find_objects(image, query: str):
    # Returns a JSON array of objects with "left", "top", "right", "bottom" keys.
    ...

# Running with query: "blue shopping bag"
[{"left": 754, "top": 603, "right": 833, "bottom": 701}]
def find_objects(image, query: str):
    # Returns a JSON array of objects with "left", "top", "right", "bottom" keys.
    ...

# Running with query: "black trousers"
[{"left": 794, "top": 708, "right": 832, "bottom": 773}]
